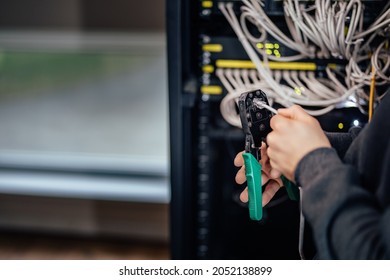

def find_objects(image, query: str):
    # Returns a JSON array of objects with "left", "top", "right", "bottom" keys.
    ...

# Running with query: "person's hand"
[
  {"left": 234, "top": 142, "right": 283, "bottom": 206},
  {"left": 267, "top": 105, "right": 331, "bottom": 182}
]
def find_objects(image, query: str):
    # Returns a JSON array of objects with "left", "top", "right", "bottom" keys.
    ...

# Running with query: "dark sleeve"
[
  {"left": 295, "top": 148, "right": 389, "bottom": 259},
  {"left": 324, "top": 127, "right": 361, "bottom": 158}
]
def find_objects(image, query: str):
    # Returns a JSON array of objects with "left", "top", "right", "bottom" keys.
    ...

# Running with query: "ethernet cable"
[
  {"left": 220, "top": 3, "right": 358, "bottom": 108},
  {"left": 253, "top": 99, "right": 278, "bottom": 115},
  {"left": 217, "top": 1, "right": 389, "bottom": 127},
  {"left": 218, "top": 67, "right": 349, "bottom": 127}
]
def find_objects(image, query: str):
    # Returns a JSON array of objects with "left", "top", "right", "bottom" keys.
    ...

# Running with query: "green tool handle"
[
  {"left": 281, "top": 175, "right": 299, "bottom": 201},
  {"left": 242, "top": 153, "right": 262, "bottom": 221}
]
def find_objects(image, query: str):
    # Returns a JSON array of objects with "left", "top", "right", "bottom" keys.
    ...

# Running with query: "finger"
[
  {"left": 240, "top": 187, "right": 248, "bottom": 203},
  {"left": 275, "top": 176, "right": 283, "bottom": 186},
  {"left": 261, "top": 156, "right": 273, "bottom": 174},
  {"left": 269, "top": 159, "right": 281, "bottom": 173},
  {"left": 270, "top": 168, "right": 282, "bottom": 179},
  {"left": 261, "top": 172, "right": 270, "bottom": 186},
  {"left": 270, "top": 114, "right": 291, "bottom": 132},
  {"left": 234, "top": 151, "right": 244, "bottom": 167},
  {"left": 266, "top": 130, "right": 277, "bottom": 148},
  {"left": 262, "top": 180, "right": 281, "bottom": 206},
  {"left": 263, "top": 146, "right": 275, "bottom": 174},
  {"left": 277, "top": 105, "right": 307, "bottom": 120},
  {"left": 235, "top": 166, "right": 247, "bottom": 185},
  {"left": 260, "top": 142, "right": 267, "bottom": 158},
  {"left": 260, "top": 142, "right": 274, "bottom": 174},
  {"left": 260, "top": 142, "right": 270, "bottom": 166}
]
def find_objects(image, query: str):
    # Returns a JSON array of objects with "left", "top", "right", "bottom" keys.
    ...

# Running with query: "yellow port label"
[
  {"left": 202, "top": 44, "right": 223, "bottom": 52},
  {"left": 201, "top": 85, "right": 223, "bottom": 95},
  {"left": 202, "top": 65, "right": 215, "bottom": 73},
  {"left": 202, "top": 1, "right": 213, "bottom": 8},
  {"left": 216, "top": 60, "right": 255, "bottom": 69},
  {"left": 257, "top": 43, "right": 280, "bottom": 49},
  {"left": 216, "top": 60, "right": 317, "bottom": 71}
]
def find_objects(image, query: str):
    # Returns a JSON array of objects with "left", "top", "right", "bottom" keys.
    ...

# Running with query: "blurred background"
[{"left": 0, "top": 0, "right": 169, "bottom": 259}]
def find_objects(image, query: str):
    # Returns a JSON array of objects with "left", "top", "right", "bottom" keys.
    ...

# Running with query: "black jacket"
[{"left": 295, "top": 94, "right": 390, "bottom": 259}]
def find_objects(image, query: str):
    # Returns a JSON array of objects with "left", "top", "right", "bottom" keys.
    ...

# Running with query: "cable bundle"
[
  {"left": 218, "top": 68, "right": 359, "bottom": 127},
  {"left": 218, "top": 0, "right": 390, "bottom": 127}
]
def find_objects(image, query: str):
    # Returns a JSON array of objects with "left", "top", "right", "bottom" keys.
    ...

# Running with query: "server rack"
[{"left": 168, "top": 0, "right": 387, "bottom": 259}]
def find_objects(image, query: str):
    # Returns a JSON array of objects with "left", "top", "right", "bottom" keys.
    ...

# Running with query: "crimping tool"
[{"left": 238, "top": 89, "right": 299, "bottom": 221}]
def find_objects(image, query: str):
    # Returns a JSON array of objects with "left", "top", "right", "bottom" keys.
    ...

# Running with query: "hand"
[
  {"left": 234, "top": 142, "right": 283, "bottom": 207},
  {"left": 267, "top": 105, "right": 331, "bottom": 182}
]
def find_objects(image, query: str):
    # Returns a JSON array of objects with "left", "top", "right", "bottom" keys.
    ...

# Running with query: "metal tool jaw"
[
  {"left": 238, "top": 89, "right": 273, "bottom": 221},
  {"left": 238, "top": 89, "right": 273, "bottom": 160}
]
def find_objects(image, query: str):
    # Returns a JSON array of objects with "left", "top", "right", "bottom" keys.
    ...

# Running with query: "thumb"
[{"left": 277, "top": 105, "right": 307, "bottom": 121}]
